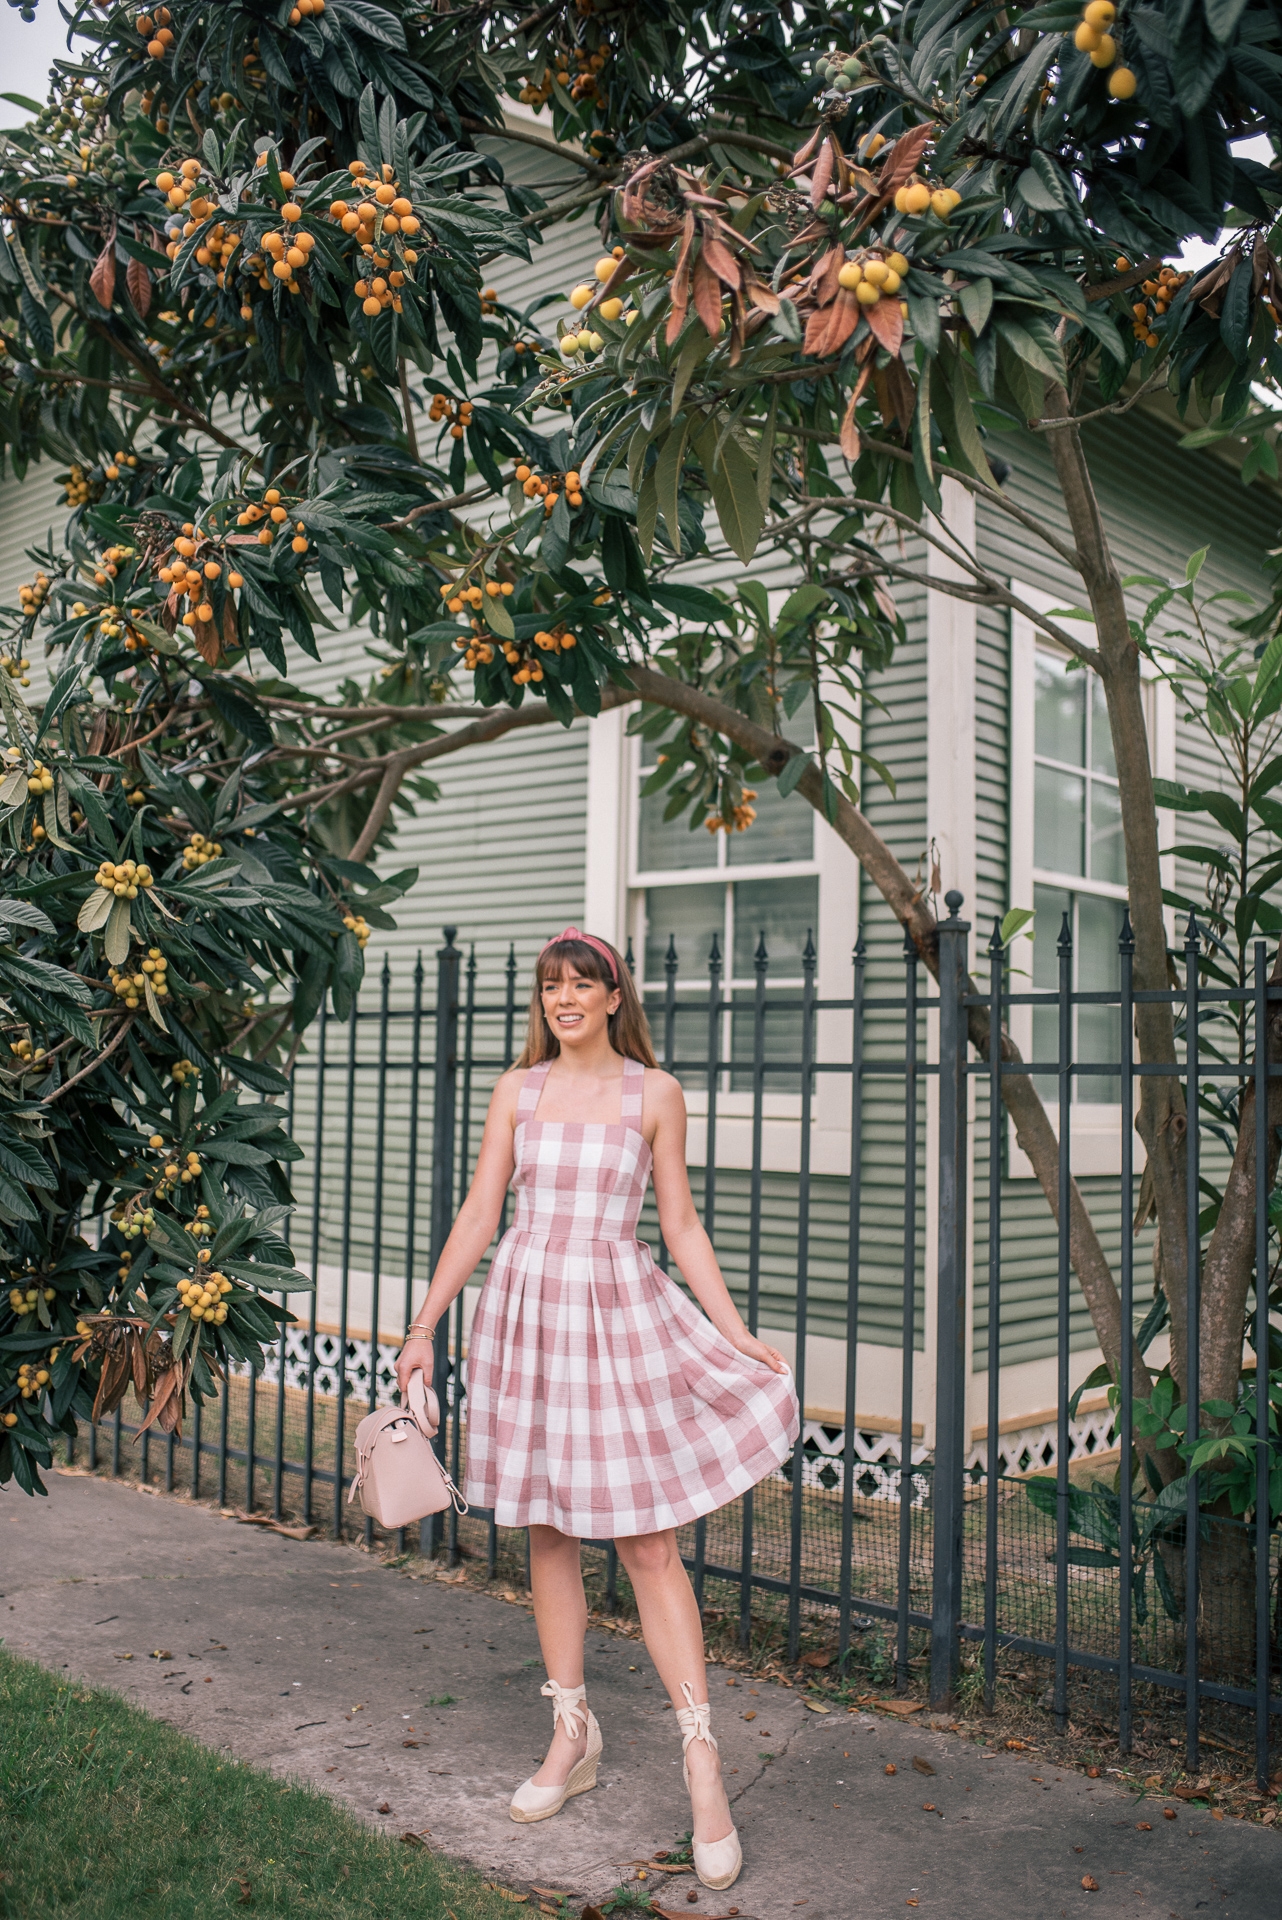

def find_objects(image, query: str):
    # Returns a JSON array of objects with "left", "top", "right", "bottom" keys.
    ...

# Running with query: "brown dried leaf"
[
  {"left": 819, "top": 287, "right": 861, "bottom": 356},
  {"left": 701, "top": 229, "right": 742, "bottom": 291},
  {"left": 129, "top": 1329, "right": 149, "bottom": 1401},
  {"left": 840, "top": 385, "right": 862, "bottom": 463},
  {"left": 803, "top": 300, "right": 836, "bottom": 355},
  {"left": 743, "top": 274, "right": 780, "bottom": 316},
  {"left": 692, "top": 249, "right": 723, "bottom": 337},
  {"left": 912, "top": 1755, "right": 936, "bottom": 1776},
  {"left": 810, "top": 139, "right": 835, "bottom": 211},
  {"left": 791, "top": 126, "right": 822, "bottom": 171},
  {"left": 92, "top": 1345, "right": 130, "bottom": 1422},
  {"left": 134, "top": 1361, "right": 182, "bottom": 1438},
  {"left": 193, "top": 618, "right": 222, "bottom": 668},
  {"left": 125, "top": 257, "right": 151, "bottom": 319},
  {"left": 814, "top": 245, "right": 845, "bottom": 306},
  {"left": 865, "top": 295, "right": 905, "bottom": 357},
  {"left": 90, "top": 239, "right": 116, "bottom": 310}
]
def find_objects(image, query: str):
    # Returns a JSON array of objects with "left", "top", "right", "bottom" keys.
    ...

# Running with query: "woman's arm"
[
  {"left": 648, "top": 1072, "right": 788, "bottom": 1375},
  {"left": 392, "top": 1068, "right": 521, "bottom": 1393}
]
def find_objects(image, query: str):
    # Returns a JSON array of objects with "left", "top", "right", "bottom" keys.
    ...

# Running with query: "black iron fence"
[{"left": 80, "top": 902, "right": 1280, "bottom": 1787}]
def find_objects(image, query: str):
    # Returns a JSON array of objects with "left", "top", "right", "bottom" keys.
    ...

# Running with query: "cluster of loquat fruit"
[
  {"left": 811, "top": 50, "right": 863, "bottom": 92},
  {"left": 286, "top": 0, "right": 327, "bottom": 19},
  {"left": 706, "top": 790, "right": 758, "bottom": 834},
  {"left": 182, "top": 832, "right": 224, "bottom": 870},
  {"left": 342, "top": 912, "right": 371, "bottom": 949},
  {"left": 0, "top": 652, "right": 30, "bottom": 685},
  {"left": 439, "top": 576, "right": 516, "bottom": 615},
  {"left": 233, "top": 487, "right": 310, "bottom": 554},
  {"left": 8, "top": 1037, "right": 48, "bottom": 1071},
  {"left": 171, "top": 1056, "right": 198, "bottom": 1087},
  {"left": 1073, "top": 1, "right": 1136, "bottom": 98},
  {"left": 7, "top": 1280, "right": 54, "bottom": 1316},
  {"left": 838, "top": 248, "right": 910, "bottom": 306},
  {"left": 328, "top": 159, "right": 422, "bottom": 295},
  {"left": 17, "top": 571, "right": 51, "bottom": 622},
  {"left": 113, "top": 1203, "right": 156, "bottom": 1241},
  {"left": 177, "top": 1268, "right": 232, "bottom": 1324},
  {"left": 138, "top": 6, "right": 175, "bottom": 60},
  {"left": 513, "top": 461, "right": 586, "bottom": 514},
  {"left": 107, "top": 948, "right": 169, "bottom": 1010},
  {"left": 892, "top": 177, "right": 962, "bottom": 219},
  {"left": 15, "top": 1359, "right": 52, "bottom": 1400},
  {"left": 93, "top": 856, "right": 155, "bottom": 899},
  {"left": 158, "top": 524, "right": 248, "bottom": 628},
  {"left": 93, "top": 545, "right": 133, "bottom": 587},
  {"left": 25, "top": 761, "right": 55, "bottom": 800},
  {"left": 62, "top": 461, "right": 99, "bottom": 507},
  {"left": 428, "top": 394, "right": 474, "bottom": 438},
  {"left": 1119, "top": 256, "right": 1188, "bottom": 348}
]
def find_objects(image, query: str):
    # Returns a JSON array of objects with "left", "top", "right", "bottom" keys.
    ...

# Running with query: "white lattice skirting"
[{"left": 235, "top": 1331, "right": 1117, "bottom": 1506}]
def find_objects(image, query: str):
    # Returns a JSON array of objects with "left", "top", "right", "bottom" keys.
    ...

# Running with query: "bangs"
[{"left": 536, "top": 938, "right": 614, "bottom": 986}]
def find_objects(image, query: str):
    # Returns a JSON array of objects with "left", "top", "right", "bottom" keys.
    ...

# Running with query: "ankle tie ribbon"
[
  {"left": 676, "top": 1680, "right": 718, "bottom": 1756},
  {"left": 540, "top": 1678, "right": 588, "bottom": 1738}
]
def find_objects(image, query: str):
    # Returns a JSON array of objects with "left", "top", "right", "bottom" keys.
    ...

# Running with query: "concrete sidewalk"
[{"left": 2, "top": 1470, "right": 1275, "bottom": 1919}]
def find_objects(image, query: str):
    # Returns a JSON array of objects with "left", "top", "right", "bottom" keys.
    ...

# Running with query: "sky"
[{"left": 0, "top": 5, "right": 88, "bottom": 129}]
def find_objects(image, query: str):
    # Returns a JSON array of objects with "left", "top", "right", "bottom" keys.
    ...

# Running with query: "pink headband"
[{"left": 539, "top": 926, "right": 619, "bottom": 983}]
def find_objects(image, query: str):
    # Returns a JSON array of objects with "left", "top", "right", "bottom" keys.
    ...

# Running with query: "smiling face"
[{"left": 538, "top": 957, "right": 621, "bottom": 1052}]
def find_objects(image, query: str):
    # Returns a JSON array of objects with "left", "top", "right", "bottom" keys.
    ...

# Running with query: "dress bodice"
[{"left": 508, "top": 1056, "right": 651, "bottom": 1243}]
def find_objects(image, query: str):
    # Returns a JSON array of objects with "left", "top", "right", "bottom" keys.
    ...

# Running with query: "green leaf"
[
  {"left": 693, "top": 424, "right": 764, "bottom": 565},
  {"left": 779, "top": 584, "right": 829, "bottom": 626},
  {"left": 957, "top": 277, "right": 993, "bottom": 336},
  {"left": 636, "top": 466, "right": 659, "bottom": 564},
  {"left": 1000, "top": 906, "right": 1035, "bottom": 946},
  {"left": 670, "top": 328, "right": 713, "bottom": 422},
  {"left": 103, "top": 898, "right": 132, "bottom": 967},
  {"left": 485, "top": 593, "right": 515, "bottom": 640},
  {"left": 655, "top": 417, "right": 690, "bottom": 557},
  {"left": 777, "top": 751, "right": 811, "bottom": 798},
  {"left": 76, "top": 887, "right": 114, "bottom": 935},
  {"left": 912, "top": 361, "right": 941, "bottom": 515},
  {"left": 1185, "top": 546, "right": 1208, "bottom": 584},
  {"left": 651, "top": 583, "right": 729, "bottom": 624}
]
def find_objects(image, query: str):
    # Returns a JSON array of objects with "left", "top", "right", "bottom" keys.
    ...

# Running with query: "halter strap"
[
  {"left": 517, "top": 1060, "right": 552, "bottom": 1121},
  {"left": 675, "top": 1680, "right": 718, "bottom": 1756},
  {"left": 540, "top": 1677, "right": 588, "bottom": 1737},
  {"left": 619, "top": 1056, "right": 645, "bottom": 1125}
]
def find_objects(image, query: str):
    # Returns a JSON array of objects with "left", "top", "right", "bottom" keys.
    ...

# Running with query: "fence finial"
[
  {"left": 988, "top": 916, "right": 1004, "bottom": 955},
  {"left": 944, "top": 890, "right": 964, "bottom": 920},
  {"left": 1119, "top": 910, "right": 1134, "bottom": 954},
  {"left": 755, "top": 929, "right": 769, "bottom": 970},
  {"left": 1057, "top": 911, "right": 1073, "bottom": 956},
  {"left": 1186, "top": 911, "right": 1200, "bottom": 950}
]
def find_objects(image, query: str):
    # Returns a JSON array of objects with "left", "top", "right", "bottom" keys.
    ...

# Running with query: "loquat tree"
[{"left": 1, "top": 0, "right": 1281, "bottom": 1668}]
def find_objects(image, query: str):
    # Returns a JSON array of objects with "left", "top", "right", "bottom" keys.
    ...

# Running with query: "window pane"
[
  {"left": 726, "top": 779, "right": 814, "bottom": 866},
  {"left": 1031, "top": 883, "right": 1070, "bottom": 1103},
  {"left": 1077, "top": 894, "right": 1122, "bottom": 1104},
  {"left": 1034, "top": 765, "right": 1085, "bottom": 876},
  {"left": 731, "top": 876, "right": 819, "bottom": 979},
  {"left": 638, "top": 783, "right": 718, "bottom": 872},
  {"left": 1088, "top": 779, "right": 1125, "bottom": 886},
  {"left": 1035, "top": 652, "right": 1085, "bottom": 766},
  {"left": 643, "top": 884, "right": 726, "bottom": 988},
  {"left": 1090, "top": 674, "right": 1116, "bottom": 778}
]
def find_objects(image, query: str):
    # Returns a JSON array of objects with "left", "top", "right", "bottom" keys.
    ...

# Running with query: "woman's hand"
[
  {"left": 394, "top": 1333, "right": 436, "bottom": 1397},
  {"left": 730, "top": 1329, "right": 789, "bottom": 1375}
]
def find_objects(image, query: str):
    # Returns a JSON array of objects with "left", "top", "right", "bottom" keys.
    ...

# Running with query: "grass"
[{"left": 0, "top": 1650, "right": 532, "bottom": 1920}]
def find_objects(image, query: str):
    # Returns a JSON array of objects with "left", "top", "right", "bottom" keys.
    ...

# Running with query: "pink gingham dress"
[{"left": 463, "top": 1056, "right": 799, "bottom": 1537}]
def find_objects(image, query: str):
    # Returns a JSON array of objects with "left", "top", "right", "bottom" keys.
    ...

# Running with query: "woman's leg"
[
  {"left": 614, "top": 1529, "right": 733, "bottom": 1845},
  {"left": 528, "top": 1523, "right": 590, "bottom": 1785}
]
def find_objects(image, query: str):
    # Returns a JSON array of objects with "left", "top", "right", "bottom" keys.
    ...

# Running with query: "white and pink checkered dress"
[{"left": 463, "top": 1056, "right": 800, "bottom": 1537}]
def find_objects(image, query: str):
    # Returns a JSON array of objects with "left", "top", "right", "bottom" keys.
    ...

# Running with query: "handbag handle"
[{"left": 406, "top": 1367, "right": 440, "bottom": 1440}]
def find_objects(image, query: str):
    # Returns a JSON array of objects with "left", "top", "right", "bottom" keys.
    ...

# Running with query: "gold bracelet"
[{"left": 406, "top": 1324, "right": 434, "bottom": 1338}]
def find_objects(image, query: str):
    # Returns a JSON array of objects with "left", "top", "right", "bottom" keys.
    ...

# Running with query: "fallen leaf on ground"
[
  {"left": 579, "top": 1908, "right": 607, "bottom": 1920},
  {"left": 1135, "top": 1821, "right": 1152, "bottom": 1831},
  {"left": 912, "top": 1757, "right": 935, "bottom": 1776},
  {"left": 1085, "top": 1766, "right": 1101, "bottom": 1778},
  {"left": 1005, "top": 1738, "right": 1026, "bottom": 1750},
  {"left": 376, "top": 1801, "right": 391, "bottom": 1814},
  {"left": 232, "top": 1511, "right": 316, "bottom": 1540},
  {"left": 1081, "top": 1875, "right": 1099, "bottom": 1892},
  {"left": 530, "top": 1890, "right": 573, "bottom": 1901},
  {"left": 402, "top": 1739, "right": 419, "bottom": 1748},
  {"left": 743, "top": 1710, "right": 756, "bottom": 1721},
  {"left": 879, "top": 1700, "right": 924, "bottom": 1717},
  {"left": 400, "top": 1832, "right": 430, "bottom": 1848},
  {"left": 803, "top": 1699, "right": 831, "bottom": 1714},
  {"left": 1163, "top": 1808, "right": 1177, "bottom": 1820},
  {"left": 802, "top": 1648, "right": 834, "bottom": 1668},
  {"left": 237, "top": 1878, "right": 252, "bottom": 1906}
]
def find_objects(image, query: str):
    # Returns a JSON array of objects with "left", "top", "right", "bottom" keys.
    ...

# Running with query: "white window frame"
[{"left": 1007, "top": 583, "right": 1175, "bottom": 1177}]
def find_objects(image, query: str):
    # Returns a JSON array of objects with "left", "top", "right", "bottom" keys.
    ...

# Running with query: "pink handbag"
[{"left": 347, "top": 1370, "right": 467, "bottom": 1529}]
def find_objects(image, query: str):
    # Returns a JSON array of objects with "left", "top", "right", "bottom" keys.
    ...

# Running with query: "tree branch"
[{"left": 42, "top": 1013, "right": 135, "bottom": 1105}]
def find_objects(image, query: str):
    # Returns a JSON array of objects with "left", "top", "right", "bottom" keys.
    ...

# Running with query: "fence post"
[
  {"left": 423, "top": 928, "right": 460, "bottom": 1556},
  {"left": 931, "top": 890, "right": 970, "bottom": 1708}
]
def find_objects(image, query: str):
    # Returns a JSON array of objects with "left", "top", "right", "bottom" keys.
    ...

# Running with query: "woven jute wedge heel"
[{"left": 509, "top": 1680, "right": 602, "bottom": 1824}]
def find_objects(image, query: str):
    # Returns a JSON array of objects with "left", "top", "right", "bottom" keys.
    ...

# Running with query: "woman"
[{"left": 394, "top": 928, "right": 798, "bottom": 1891}]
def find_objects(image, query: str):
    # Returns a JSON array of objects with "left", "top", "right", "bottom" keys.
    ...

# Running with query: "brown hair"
[{"left": 516, "top": 934, "right": 658, "bottom": 1068}]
